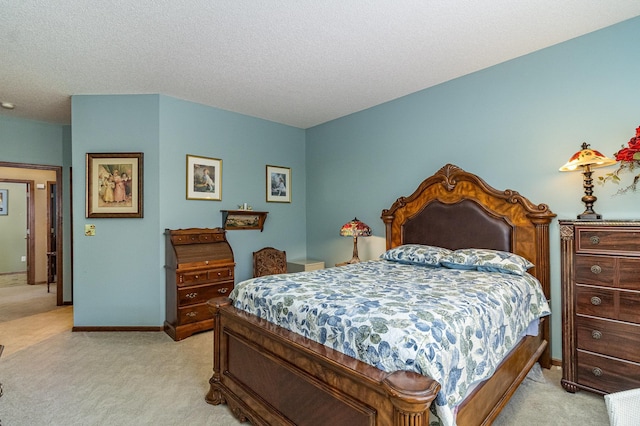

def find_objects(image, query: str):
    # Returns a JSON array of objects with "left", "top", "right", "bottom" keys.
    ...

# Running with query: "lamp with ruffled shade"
[
  {"left": 559, "top": 142, "right": 617, "bottom": 219},
  {"left": 339, "top": 218, "right": 371, "bottom": 264}
]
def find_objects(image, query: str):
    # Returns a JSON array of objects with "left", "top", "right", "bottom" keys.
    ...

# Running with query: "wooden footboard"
[
  {"left": 206, "top": 298, "right": 546, "bottom": 426},
  {"left": 206, "top": 297, "right": 441, "bottom": 426}
]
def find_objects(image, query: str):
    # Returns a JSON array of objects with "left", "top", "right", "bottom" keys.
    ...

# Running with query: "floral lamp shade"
[
  {"left": 339, "top": 218, "right": 371, "bottom": 264},
  {"left": 560, "top": 142, "right": 616, "bottom": 220},
  {"left": 339, "top": 218, "right": 372, "bottom": 238},
  {"left": 559, "top": 143, "right": 617, "bottom": 171}
]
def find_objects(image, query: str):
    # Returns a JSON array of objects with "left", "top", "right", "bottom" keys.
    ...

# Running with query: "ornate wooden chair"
[{"left": 253, "top": 247, "right": 287, "bottom": 278}]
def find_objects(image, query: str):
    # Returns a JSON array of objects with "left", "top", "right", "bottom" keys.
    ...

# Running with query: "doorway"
[
  {"left": 47, "top": 181, "right": 57, "bottom": 287},
  {"left": 0, "top": 162, "right": 65, "bottom": 305}
]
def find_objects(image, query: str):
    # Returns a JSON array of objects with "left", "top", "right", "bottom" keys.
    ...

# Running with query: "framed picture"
[
  {"left": 0, "top": 189, "right": 7, "bottom": 215},
  {"left": 187, "top": 154, "right": 222, "bottom": 201},
  {"left": 86, "top": 152, "right": 144, "bottom": 218},
  {"left": 266, "top": 165, "right": 291, "bottom": 203}
]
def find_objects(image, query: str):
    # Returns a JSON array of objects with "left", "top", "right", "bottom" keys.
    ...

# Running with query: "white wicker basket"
[{"left": 605, "top": 388, "right": 640, "bottom": 426}]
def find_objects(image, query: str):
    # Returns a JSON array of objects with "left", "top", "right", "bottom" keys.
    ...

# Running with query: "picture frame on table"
[
  {"left": 0, "top": 189, "right": 8, "bottom": 215},
  {"left": 266, "top": 165, "right": 291, "bottom": 203},
  {"left": 86, "top": 152, "right": 144, "bottom": 218},
  {"left": 187, "top": 154, "right": 222, "bottom": 201}
]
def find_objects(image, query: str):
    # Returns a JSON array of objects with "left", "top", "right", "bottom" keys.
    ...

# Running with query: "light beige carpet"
[
  {"left": 0, "top": 273, "right": 28, "bottom": 288},
  {"left": 0, "top": 330, "right": 241, "bottom": 426},
  {"left": 494, "top": 365, "right": 609, "bottom": 425},
  {"left": 0, "top": 283, "right": 61, "bottom": 323},
  {"left": 0, "top": 327, "right": 609, "bottom": 426}
]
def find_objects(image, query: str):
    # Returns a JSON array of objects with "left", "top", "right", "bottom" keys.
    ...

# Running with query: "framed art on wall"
[
  {"left": 187, "top": 154, "right": 222, "bottom": 201},
  {"left": 266, "top": 165, "right": 290, "bottom": 203},
  {"left": 86, "top": 152, "right": 144, "bottom": 218},
  {"left": 0, "top": 189, "right": 7, "bottom": 215}
]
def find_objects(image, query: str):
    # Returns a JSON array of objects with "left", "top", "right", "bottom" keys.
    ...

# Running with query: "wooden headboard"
[{"left": 381, "top": 163, "right": 556, "bottom": 298}]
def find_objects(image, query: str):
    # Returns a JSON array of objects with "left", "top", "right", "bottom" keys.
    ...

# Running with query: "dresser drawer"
[
  {"left": 577, "top": 227, "right": 640, "bottom": 255},
  {"left": 177, "top": 266, "right": 234, "bottom": 287},
  {"left": 178, "top": 270, "right": 210, "bottom": 286},
  {"left": 576, "top": 316, "right": 640, "bottom": 363},
  {"left": 207, "top": 266, "right": 234, "bottom": 283},
  {"left": 177, "top": 259, "right": 221, "bottom": 270},
  {"left": 178, "top": 302, "right": 213, "bottom": 325},
  {"left": 577, "top": 350, "right": 640, "bottom": 394},
  {"left": 620, "top": 290, "right": 640, "bottom": 323},
  {"left": 619, "top": 258, "right": 640, "bottom": 290},
  {"left": 178, "top": 282, "right": 233, "bottom": 306},
  {"left": 576, "top": 285, "right": 615, "bottom": 319},
  {"left": 171, "top": 231, "right": 225, "bottom": 245},
  {"left": 575, "top": 255, "right": 615, "bottom": 286}
]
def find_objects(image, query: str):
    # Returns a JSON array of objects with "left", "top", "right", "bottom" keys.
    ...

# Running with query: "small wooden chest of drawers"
[
  {"left": 165, "top": 228, "right": 235, "bottom": 341},
  {"left": 560, "top": 220, "right": 640, "bottom": 394}
]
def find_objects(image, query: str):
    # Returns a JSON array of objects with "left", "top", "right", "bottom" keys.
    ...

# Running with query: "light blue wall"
[
  {"left": 0, "top": 115, "right": 65, "bottom": 164},
  {"left": 158, "top": 96, "right": 306, "bottom": 280},
  {"left": 305, "top": 17, "right": 640, "bottom": 362},
  {"left": 0, "top": 114, "right": 73, "bottom": 301},
  {"left": 71, "top": 95, "right": 162, "bottom": 326},
  {"left": 71, "top": 94, "right": 305, "bottom": 327}
]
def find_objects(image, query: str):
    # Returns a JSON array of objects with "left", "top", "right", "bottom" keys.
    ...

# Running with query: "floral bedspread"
[{"left": 230, "top": 260, "right": 550, "bottom": 426}]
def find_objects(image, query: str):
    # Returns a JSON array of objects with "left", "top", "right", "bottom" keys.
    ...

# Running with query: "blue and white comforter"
[{"left": 230, "top": 260, "right": 550, "bottom": 425}]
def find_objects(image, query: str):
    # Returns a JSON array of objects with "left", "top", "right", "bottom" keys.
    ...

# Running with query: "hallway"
[{"left": 0, "top": 273, "right": 72, "bottom": 357}]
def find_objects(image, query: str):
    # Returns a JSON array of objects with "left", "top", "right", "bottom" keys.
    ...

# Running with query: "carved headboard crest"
[{"left": 438, "top": 163, "right": 462, "bottom": 191}]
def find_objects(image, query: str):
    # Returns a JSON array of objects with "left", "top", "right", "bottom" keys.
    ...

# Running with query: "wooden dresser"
[
  {"left": 165, "top": 228, "right": 235, "bottom": 341},
  {"left": 560, "top": 220, "right": 640, "bottom": 394}
]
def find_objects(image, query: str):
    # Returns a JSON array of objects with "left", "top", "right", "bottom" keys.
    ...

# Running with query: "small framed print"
[
  {"left": 187, "top": 154, "right": 222, "bottom": 201},
  {"left": 266, "top": 165, "right": 290, "bottom": 203},
  {"left": 0, "top": 189, "right": 8, "bottom": 215},
  {"left": 86, "top": 152, "right": 143, "bottom": 218}
]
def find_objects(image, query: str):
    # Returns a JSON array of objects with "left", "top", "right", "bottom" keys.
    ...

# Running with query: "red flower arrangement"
[{"left": 599, "top": 125, "right": 640, "bottom": 193}]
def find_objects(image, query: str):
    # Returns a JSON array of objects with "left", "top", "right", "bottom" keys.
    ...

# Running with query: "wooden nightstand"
[{"left": 287, "top": 259, "right": 325, "bottom": 273}]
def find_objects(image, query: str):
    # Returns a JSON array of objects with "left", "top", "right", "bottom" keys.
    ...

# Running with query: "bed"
[{"left": 205, "top": 164, "right": 556, "bottom": 425}]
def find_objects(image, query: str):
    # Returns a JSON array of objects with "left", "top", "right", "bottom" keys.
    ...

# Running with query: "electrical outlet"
[{"left": 21, "top": 256, "right": 26, "bottom": 262}]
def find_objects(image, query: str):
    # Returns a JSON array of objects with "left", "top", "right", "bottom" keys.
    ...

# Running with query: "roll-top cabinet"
[
  {"left": 560, "top": 220, "right": 640, "bottom": 394},
  {"left": 165, "top": 228, "right": 235, "bottom": 341}
]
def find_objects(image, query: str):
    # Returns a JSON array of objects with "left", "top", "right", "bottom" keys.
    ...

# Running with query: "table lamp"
[
  {"left": 559, "top": 142, "right": 617, "bottom": 219},
  {"left": 339, "top": 218, "right": 371, "bottom": 264}
]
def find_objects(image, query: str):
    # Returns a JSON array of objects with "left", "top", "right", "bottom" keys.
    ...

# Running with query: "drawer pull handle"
[
  {"left": 186, "top": 292, "right": 198, "bottom": 299},
  {"left": 591, "top": 330, "right": 602, "bottom": 340},
  {"left": 186, "top": 311, "right": 197, "bottom": 318},
  {"left": 194, "top": 275, "right": 199, "bottom": 280},
  {"left": 592, "top": 367, "right": 603, "bottom": 377},
  {"left": 218, "top": 288, "right": 229, "bottom": 294},
  {"left": 590, "top": 296, "right": 602, "bottom": 306},
  {"left": 205, "top": 260, "right": 209, "bottom": 265},
  {"left": 590, "top": 265, "right": 602, "bottom": 274},
  {"left": 590, "top": 236, "right": 600, "bottom": 245},
  {"left": 217, "top": 272, "right": 222, "bottom": 276}
]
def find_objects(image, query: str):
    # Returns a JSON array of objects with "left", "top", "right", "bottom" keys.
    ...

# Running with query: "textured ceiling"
[{"left": 1, "top": 1, "right": 639, "bottom": 129}]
